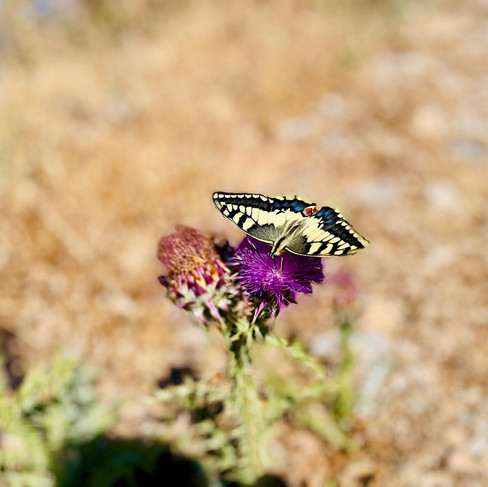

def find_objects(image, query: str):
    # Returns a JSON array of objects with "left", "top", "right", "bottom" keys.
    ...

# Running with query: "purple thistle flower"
[
  {"left": 157, "top": 226, "right": 241, "bottom": 325},
  {"left": 329, "top": 269, "right": 363, "bottom": 321},
  {"left": 235, "top": 237, "right": 325, "bottom": 317}
]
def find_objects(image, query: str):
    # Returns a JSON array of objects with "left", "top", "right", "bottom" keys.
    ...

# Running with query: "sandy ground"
[{"left": 1, "top": 1, "right": 488, "bottom": 485}]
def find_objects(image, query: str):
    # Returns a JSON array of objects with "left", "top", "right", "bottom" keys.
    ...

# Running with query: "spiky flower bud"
[{"left": 158, "top": 226, "right": 241, "bottom": 325}]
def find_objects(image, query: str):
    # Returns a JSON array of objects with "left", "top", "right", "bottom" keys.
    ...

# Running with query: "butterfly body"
[{"left": 213, "top": 192, "right": 369, "bottom": 257}]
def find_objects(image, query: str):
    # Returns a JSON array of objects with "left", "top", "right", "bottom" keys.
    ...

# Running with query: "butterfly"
[{"left": 213, "top": 192, "right": 369, "bottom": 258}]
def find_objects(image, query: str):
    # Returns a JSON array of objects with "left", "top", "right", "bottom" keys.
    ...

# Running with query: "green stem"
[
  {"left": 223, "top": 319, "right": 265, "bottom": 482},
  {"left": 333, "top": 315, "right": 355, "bottom": 423}
]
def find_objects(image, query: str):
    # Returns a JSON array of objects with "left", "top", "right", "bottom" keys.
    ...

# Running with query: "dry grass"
[{"left": 1, "top": 0, "right": 488, "bottom": 485}]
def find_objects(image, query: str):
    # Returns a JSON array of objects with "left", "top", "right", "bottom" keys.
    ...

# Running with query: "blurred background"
[{"left": 1, "top": 0, "right": 488, "bottom": 485}]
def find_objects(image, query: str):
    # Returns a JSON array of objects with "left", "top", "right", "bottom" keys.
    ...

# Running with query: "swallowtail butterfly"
[{"left": 213, "top": 192, "right": 369, "bottom": 257}]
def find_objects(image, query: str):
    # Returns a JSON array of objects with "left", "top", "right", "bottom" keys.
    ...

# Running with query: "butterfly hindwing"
[
  {"left": 285, "top": 207, "right": 369, "bottom": 257},
  {"left": 213, "top": 192, "right": 369, "bottom": 257}
]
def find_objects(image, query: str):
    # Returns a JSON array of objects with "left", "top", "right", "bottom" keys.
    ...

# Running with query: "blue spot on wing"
[
  {"left": 273, "top": 198, "right": 311, "bottom": 212},
  {"left": 315, "top": 207, "right": 339, "bottom": 225}
]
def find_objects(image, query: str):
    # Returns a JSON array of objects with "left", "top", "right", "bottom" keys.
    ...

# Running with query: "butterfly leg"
[{"left": 272, "top": 256, "right": 278, "bottom": 270}]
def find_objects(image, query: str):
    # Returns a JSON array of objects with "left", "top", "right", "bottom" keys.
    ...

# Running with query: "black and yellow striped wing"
[{"left": 212, "top": 192, "right": 369, "bottom": 257}]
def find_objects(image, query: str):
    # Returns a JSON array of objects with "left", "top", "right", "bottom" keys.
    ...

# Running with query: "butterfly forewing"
[
  {"left": 213, "top": 192, "right": 369, "bottom": 257},
  {"left": 212, "top": 192, "right": 313, "bottom": 245}
]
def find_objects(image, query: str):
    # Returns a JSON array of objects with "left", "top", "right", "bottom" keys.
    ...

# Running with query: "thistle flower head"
[
  {"left": 235, "top": 237, "right": 325, "bottom": 317},
  {"left": 158, "top": 226, "right": 239, "bottom": 324},
  {"left": 329, "top": 269, "right": 363, "bottom": 321}
]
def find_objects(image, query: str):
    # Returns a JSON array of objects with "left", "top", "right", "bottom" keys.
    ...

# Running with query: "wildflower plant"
[
  {"left": 156, "top": 215, "right": 365, "bottom": 481},
  {"left": 0, "top": 356, "right": 115, "bottom": 487}
]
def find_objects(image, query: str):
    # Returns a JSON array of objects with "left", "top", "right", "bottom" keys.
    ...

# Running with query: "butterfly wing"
[
  {"left": 212, "top": 192, "right": 314, "bottom": 246},
  {"left": 285, "top": 206, "right": 370, "bottom": 257}
]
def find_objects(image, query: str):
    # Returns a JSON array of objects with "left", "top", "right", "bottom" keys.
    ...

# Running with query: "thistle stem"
[
  {"left": 333, "top": 315, "right": 355, "bottom": 423},
  {"left": 223, "top": 319, "right": 265, "bottom": 482}
]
